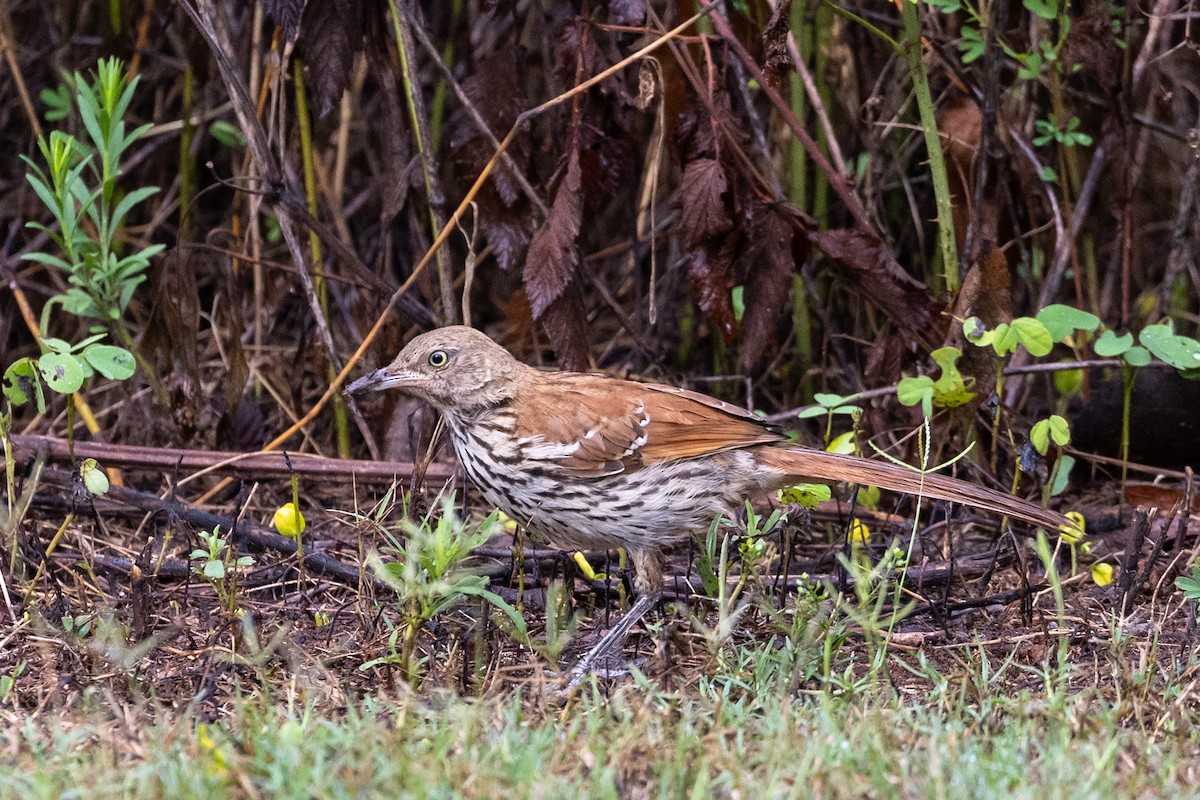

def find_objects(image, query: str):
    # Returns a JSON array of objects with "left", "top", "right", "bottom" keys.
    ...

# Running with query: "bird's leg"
[{"left": 564, "top": 549, "right": 664, "bottom": 690}]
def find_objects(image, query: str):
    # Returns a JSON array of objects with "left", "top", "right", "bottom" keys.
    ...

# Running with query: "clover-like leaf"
[
  {"left": 1094, "top": 330, "right": 1133, "bottom": 357},
  {"left": 813, "top": 392, "right": 847, "bottom": 408},
  {"left": 82, "top": 344, "right": 136, "bottom": 380},
  {"left": 778, "top": 483, "right": 832, "bottom": 509},
  {"left": 1140, "top": 324, "right": 1200, "bottom": 371},
  {"left": 1010, "top": 317, "right": 1054, "bottom": 357},
  {"left": 1030, "top": 415, "right": 1071, "bottom": 455},
  {"left": 1048, "top": 455, "right": 1075, "bottom": 498},
  {"left": 38, "top": 352, "right": 85, "bottom": 394},
  {"left": 856, "top": 485, "right": 881, "bottom": 510},
  {"left": 929, "top": 346, "right": 975, "bottom": 408},
  {"left": 1036, "top": 304, "right": 1101, "bottom": 342},
  {"left": 4, "top": 358, "right": 45, "bottom": 412},
  {"left": 1124, "top": 345, "right": 1151, "bottom": 367},
  {"left": 1024, "top": 0, "right": 1059, "bottom": 20},
  {"left": 79, "top": 457, "right": 110, "bottom": 496},
  {"left": 825, "top": 431, "right": 858, "bottom": 455},
  {"left": 897, "top": 375, "right": 935, "bottom": 418},
  {"left": 962, "top": 316, "right": 993, "bottom": 347}
]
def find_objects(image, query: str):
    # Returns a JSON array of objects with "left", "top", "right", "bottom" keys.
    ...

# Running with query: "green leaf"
[
  {"left": 856, "top": 485, "right": 880, "bottom": 510},
  {"left": 203, "top": 560, "right": 226, "bottom": 580},
  {"left": 58, "top": 287, "right": 101, "bottom": 319},
  {"left": 1094, "top": 330, "right": 1133, "bottom": 357},
  {"left": 1030, "top": 415, "right": 1071, "bottom": 456},
  {"left": 1140, "top": 324, "right": 1200, "bottom": 371},
  {"left": 958, "top": 26, "right": 986, "bottom": 63},
  {"left": 1176, "top": 567, "right": 1200, "bottom": 602},
  {"left": 209, "top": 120, "right": 249, "bottom": 148},
  {"left": 1023, "top": 0, "right": 1058, "bottom": 20},
  {"left": 110, "top": 185, "right": 160, "bottom": 232},
  {"left": 38, "top": 352, "right": 85, "bottom": 394},
  {"left": 929, "top": 347, "right": 975, "bottom": 408},
  {"left": 1053, "top": 368, "right": 1084, "bottom": 398},
  {"left": 1048, "top": 454, "right": 1075, "bottom": 497},
  {"left": 1036, "top": 304, "right": 1101, "bottom": 342},
  {"left": 1124, "top": 346, "right": 1151, "bottom": 367},
  {"left": 896, "top": 376, "right": 934, "bottom": 418},
  {"left": 41, "top": 337, "right": 74, "bottom": 355},
  {"left": 1010, "top": 317, "right": 1054, "bottom": 357},
  {"left": 962, "top": 316, "right": 993, "bottom": 347},
  {"left": 3, "top": 358, "right": 45, "bottom": 411},
  {"left": 731, "top": 285, "right": 745, "bottom": 323},
  {"left": 990, "top": 322, "right": 1020, "bottom": 356},
  {"left": 82, "top": 344, "right": 136, "bottom": 380},
  {"left": 778, "top": 483, "right": 832, "bottom": 509},
  {"left": 19, "top": 250, "right": 75, "bottom": 273},
  {"left": 79, "top": 458, "right": 110, "bottom": 496},
  {"left": 1030, "top": 421, "right": 1049, "bottom": 455}
]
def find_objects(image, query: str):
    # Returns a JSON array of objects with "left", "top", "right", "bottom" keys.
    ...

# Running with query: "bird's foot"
[{"left": 563, "top": 591, "right": 660, "bottom": 692}]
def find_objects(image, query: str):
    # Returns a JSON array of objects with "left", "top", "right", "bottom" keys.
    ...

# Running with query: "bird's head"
[{"left": 344, "top": 326, "right": 530, "bottom": 414}]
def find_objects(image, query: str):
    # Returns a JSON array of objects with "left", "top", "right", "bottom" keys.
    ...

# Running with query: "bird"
[{"left": 346, "top": 325, "right": 1071, "bottom": 683}]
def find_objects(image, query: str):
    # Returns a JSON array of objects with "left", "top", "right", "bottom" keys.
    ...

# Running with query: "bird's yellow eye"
[{"left": 427, "top": 350, "right": 449, "bottom": 368}]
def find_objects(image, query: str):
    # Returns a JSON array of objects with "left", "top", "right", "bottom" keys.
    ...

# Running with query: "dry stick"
[
  {"left": 1035, "top": 131, "right": 1113, "bottom": 310},
  {"left": 180, "top": 0, "right": 381, "bottom": 461},
  {"left": 6, "top": 434, "right": 457, "bottom": 485},
  {"left": 33, "top": 467, "right": 375, "bottom": 590},
  {"left": 405, "top": 9, "right": 549, "bottom": 219},
  {"left": 1005, "top": 131, "right": 1112, "bottom": 408},
  {"left": 707, "top": 12, "right": 869, "bottom": 233},
  {"left": 1159, "top": 108, "right": 1200, "bottom": 315},
  {"left": 763, "top": 0, "right": 847, "bottom": 176},
  {"left": 390, "top": 0, "right": 456, "bottom": 324},
  {"left": 0, "top": 0, "right": 41, "bottom": 141},
  {"left": 1152, "top": 468, "right": 1199, "bottom": 619},
  {"left": 1119, "top": 508, "right": 1153, "bottom": 617}
]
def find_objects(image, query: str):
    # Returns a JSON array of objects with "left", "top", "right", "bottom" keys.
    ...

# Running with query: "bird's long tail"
[{"left": 757, "top": 446, "right": 1070, "bottom": 532}]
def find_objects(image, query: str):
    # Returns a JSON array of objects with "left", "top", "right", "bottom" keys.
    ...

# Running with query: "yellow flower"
[
  {"left": 573, "top": 551, "right": 607, "bottom": 581},
  {"left": 272, "top": 502, "right": 306, "bottom": 539},
  {"left": 197, "top": 723, "right": 229, "bottom": 777},
  {"left": 848, "top": 518, "right": 870, "bottom": 547},
  {"left": 1059, "top": 511, "right": 1086, "bottom": 544},
  {"left": 496, "top": 511, "right": 519, "bottom": 534},
  {"left": 1091, "top": 562, "right": 1115, "bottom": 586}
]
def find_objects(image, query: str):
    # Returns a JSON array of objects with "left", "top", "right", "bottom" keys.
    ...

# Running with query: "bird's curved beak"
[{"left": 344, "top": 367, "right": 428, "bottom": 396}]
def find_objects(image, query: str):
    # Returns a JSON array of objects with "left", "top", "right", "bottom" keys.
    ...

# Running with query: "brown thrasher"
[{"left": 347, "top": 326, "right": 1069, "bottom": 681}]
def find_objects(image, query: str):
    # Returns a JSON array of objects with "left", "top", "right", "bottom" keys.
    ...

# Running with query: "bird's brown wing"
[{"left": 511, "top": 373, "right": 784, "bottom": 478}]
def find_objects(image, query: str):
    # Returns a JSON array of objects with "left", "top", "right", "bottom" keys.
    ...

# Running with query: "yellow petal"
[
  {"left": 848, "top": 518, "right": 871, "bottom": 547},
  {"left": 1059, "top": 511, "right": 1086, "bottom": 544},
  {"left": 496, "top": 511, "right": 519, "bottom": 534},
  {"left": 1091, "top": 562, "right": 1114, "bottom": 586},
  {"left": 273, "top": 502, "right": 306, "bottom": 538},
  {"left": 572, "top": 551, "right": 606, "bottom": 581}
]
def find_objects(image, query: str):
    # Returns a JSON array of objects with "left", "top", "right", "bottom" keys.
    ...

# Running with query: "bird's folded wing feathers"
[{"left": 512, "top": 374, "right": 783, "bottom": 476}]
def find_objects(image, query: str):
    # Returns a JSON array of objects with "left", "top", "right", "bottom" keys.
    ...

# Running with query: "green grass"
[{"left": 2, "top": 639, "right": 1198, "bottom": 800}]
